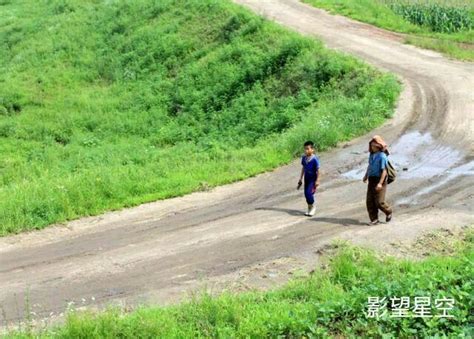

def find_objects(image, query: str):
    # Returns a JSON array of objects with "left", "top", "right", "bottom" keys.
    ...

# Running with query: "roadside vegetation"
[
  {"left": 7, "top": 228, "right": 473, "bottom": 337},
  {"left": 0, "top": 0, "right": 400, "bottom": 235},
  {"left": 304, "top": 0, "right": 474, "bottom": 61}
]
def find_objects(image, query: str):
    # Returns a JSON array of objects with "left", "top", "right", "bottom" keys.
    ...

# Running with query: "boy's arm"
[
  {"left": 297, "top": 167, "right": 304, "bottom": 189},
  {"left": 315, "top": 158, "right": 321, "bottom": 187}
]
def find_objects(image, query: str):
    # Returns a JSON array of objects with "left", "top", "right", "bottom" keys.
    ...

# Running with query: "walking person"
[
  {"left": 363, "top": 135, "right": 393, "bottom": 225},
  {"left": 297, "top": 141, "right": 321, "bottom": 216}
]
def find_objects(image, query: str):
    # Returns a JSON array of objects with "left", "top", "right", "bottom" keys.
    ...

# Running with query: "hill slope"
[{"left": 0, "top": 0, "right": 399, "bottom": 234}]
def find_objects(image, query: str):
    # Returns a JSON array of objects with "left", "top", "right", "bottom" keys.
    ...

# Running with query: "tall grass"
[
  {"left": 0, "top": 0, "right": 400, "bottom": 235},
  {"left": 6, "top": 231, "right": 473, "bottom": 337}
]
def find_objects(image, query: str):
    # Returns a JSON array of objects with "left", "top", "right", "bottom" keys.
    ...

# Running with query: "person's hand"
[
  {"left": 363, "top": 175, "right": 368, "bottom": 183},
  {"left": 376, "top": 183, "right": 383, "bottom": 192},
  {"left": 297, "top": 180, "right": 302, "bottom": 190}
]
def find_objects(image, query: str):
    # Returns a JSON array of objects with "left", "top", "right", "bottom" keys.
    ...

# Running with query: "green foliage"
[
  {"left": 0, "top": 0, "right": 399, "bottom": 234},
  {"left": 390, "top": 1, "right": 472, "bottom": 33},
  {"left": 7, "top": 231, "right": 473, "bottom": 337},
  {"left": 304, "top": 0, "right": 474, "bottom": 61}
]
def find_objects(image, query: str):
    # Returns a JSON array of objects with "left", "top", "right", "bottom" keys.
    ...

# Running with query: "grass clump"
[
  {"left": 0, "top": 0, "right": 400, "bottom": 235},
  {"left": 304, "top": 0, "right": 474, "bottom": 61},
  {"left": 6, "top": 229, "right": 473, "bottom": 337}
]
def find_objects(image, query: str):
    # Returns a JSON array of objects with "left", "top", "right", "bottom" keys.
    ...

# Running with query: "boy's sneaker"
[
  {"left": 304, "top": 204, "right": 312, "bottom": 216},
  {"left": 307, "top": 205, "right": 316, "bottom": 217}
]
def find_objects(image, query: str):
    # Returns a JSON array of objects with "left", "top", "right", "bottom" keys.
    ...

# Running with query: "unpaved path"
[{"left": 1, "top": 0, "right": 473, "bottom": 326}]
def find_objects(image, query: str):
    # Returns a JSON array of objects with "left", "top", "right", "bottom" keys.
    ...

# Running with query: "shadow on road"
[
  {"left": 255, "top": 207, "right": 365, "bottom": 226},
  {"left": 312, "top": 217, "right": 366, "bottom": 226},
  {"left": 255, "top": 206, "right": 302, "bottom": 216}
]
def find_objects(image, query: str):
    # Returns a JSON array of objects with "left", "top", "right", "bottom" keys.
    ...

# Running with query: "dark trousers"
[
  {"left": 304, "top": 177, "right": 317, "bottom": 205},
  {"left": 366, "top": 176, "right": 392, "bottom": 222}
]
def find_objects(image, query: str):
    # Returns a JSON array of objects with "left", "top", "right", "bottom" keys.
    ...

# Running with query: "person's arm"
[
  {"left": 363, "top": 155, "right": 370, "bottom": 183},
  {"left": 314, "top": 157, "right": 321, "bottom": 188},
  {"left": 376, "top": 155, "right": 388, "bottom": 191},
  {"left": 376, "top": 169, "right": 387, "bottom": 191},
  {"left": 297, "top": 167, "right": 304, "bottom": 189}
]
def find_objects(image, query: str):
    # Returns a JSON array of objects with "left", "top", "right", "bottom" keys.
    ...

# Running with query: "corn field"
[{"left": 387, "top": 1, "right": 473, "bottom": 33}]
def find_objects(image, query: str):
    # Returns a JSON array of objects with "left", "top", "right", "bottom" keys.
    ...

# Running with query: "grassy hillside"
[
  {"left": 304, "top": 0, "right": 474, "bottom": 61},
  {"left": 0, "top": 0, "right": 399, "bottom": 235},
  {"left": 7, "top": 229, "right": 473, "bottom": 337}
]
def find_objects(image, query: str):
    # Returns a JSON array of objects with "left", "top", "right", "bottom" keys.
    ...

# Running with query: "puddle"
[
  {"left": 342, "top": 131, "right": 464, "bottom": 180},
  {"left": 342, "top": 131, "right": 473, "bottom": 204},
  {"left": 390, "top": 131, "right": 463, "bottom": 179},
  {"left": 397, "top": 160, "right": 474, "bottom": 205},
  {"left": 342, "top": 167, "right": 366, "bottom": 180}
]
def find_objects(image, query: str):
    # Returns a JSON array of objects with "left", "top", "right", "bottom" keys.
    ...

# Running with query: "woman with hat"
[{"left": 363, "top": 135, "right": 393, "bottom": 225}]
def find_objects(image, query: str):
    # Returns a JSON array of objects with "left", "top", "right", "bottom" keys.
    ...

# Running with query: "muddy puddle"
[{"left": 342, "top": 131, "right": 474, "bottom": 203}]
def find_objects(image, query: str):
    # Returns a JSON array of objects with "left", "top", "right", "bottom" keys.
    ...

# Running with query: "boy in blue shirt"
[
  {"left": 297, "top": 141, "right": 320, "bottom": 216},
  {"left": 363, "top": 135, "right": 393, "bottom": 225}
]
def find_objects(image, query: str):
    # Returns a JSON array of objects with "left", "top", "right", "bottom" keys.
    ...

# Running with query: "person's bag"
[{"left": 387, "top": 160, "right": 396, "bottom": 184}]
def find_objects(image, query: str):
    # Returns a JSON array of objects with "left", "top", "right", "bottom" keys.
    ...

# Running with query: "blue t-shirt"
[
  {"left": 301, "top": 155, "right": 320, "bottom": 179},
  {"left": 368, "top": 151, "right": 388, "bottom": 177}
]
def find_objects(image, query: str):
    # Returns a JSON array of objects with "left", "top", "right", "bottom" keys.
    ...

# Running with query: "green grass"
[
  {"left": 7, "top": 230, "right": 473, "bottom": 337},
  {"left": 303, "top": 0, "right": 474, "bottom": 61},
  {"left": 0, "top": 0, "right": 399, "bottom": 235},
  {"left": 0, "top": 0, "right": 400, "bottom": 235}
]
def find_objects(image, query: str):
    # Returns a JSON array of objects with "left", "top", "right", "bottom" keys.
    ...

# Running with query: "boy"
[{"left": 297, "top": 141, "right": 320, "bottom": 216}]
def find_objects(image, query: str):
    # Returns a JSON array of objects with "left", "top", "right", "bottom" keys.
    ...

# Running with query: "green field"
[
  {"left": 0, "top": 0, "right": 400, "bottom": 235},
  {"left": 304, "top": 0, "right": 474, "bottom": 61},
  {"left": 7, "top": 229, "right": 473, "bottom": 337}
]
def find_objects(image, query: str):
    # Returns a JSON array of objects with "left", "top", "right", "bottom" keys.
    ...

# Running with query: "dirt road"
[{"left": 1, "top": 0, "right": 473, "bottom": 326}]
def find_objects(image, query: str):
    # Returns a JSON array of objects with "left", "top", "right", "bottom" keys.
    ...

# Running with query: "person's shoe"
[
  {"left": 368, "top": 220, "right": 380, "bottom": 226},
  {"left": 308, "top": 205, "right": 316, "bottom": 217},
  {"left": 304, "top": 204, "right": 313, "bottom": 216},
  {"left": 386, "top": 213, "right": 393, "bottom": 223}
]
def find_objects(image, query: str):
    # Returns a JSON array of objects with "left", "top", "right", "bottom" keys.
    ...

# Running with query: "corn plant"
[{"left": 388, "top": 1, "right": 473, "bottom": 33}]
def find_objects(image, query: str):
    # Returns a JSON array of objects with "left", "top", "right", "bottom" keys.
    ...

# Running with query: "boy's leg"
[
  {"left": 304, "top": 180, "right": 315, "bottom": 205},
  {"left": 366, "top": 180, "right": 379, "bottom": 221},
  {"left": 304, "top": 179, "right": 316, "bottom": 216}
]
